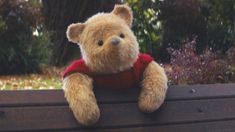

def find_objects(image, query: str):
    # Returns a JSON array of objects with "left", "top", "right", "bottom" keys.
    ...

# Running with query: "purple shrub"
[{"left": 164, "top": 38, "right": 234, "bottom": 85}]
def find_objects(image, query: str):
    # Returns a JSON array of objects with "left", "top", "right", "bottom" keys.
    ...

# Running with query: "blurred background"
[{"left": 0, "top": 0, "right": 234, "bottom": 90}]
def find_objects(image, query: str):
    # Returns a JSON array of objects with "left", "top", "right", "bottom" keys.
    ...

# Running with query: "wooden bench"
[{"left": 0, "top": 83, "right": 235, "bottom": 132}]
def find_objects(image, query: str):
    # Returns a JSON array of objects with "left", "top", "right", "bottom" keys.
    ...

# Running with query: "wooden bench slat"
[
  {"left": 0, "top": 83, "right": 235, "bottom": 107},
  {"left": 0, "top": 90, "right": 66, "bottom": 107},
  {"left": 73, "top": 120, "right": 235, "bottom": 132},
  {"left": 167, "top": 83, "right": 235, "bottom": 100},
  {"left": 1, "top": 98, "right": 235, "bottom": 131}
]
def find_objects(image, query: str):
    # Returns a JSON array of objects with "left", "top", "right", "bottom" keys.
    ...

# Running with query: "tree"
[
  {"left": 42, "top": 0, "right": 121, "bottom": 66},
  {"left": 159, "top": 0, "right": 207, "bottom": 61},
  {"left": 126, "top": 0, "right": 162, "bottom": 60},
  {"left": 0, "top": 0, "right": 50, "bottom": 74}
]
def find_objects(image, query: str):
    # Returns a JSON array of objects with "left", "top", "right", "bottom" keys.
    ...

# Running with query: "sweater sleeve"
[
  {"left": 133, "top": 53, "right": 154, "bottom": 81},
  {"left": 62, "top": 59, "right": 90, "bottom": 78}
]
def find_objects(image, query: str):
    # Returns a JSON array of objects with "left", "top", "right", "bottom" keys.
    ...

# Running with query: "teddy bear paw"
[
  {"left": 73, "top": 104, "right": 100, "bottom": 126},
  {"left": 138, "top": 92, "right": 165, "bottom": 113}
]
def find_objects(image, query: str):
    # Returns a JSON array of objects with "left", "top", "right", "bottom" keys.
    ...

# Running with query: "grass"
[{"left": 0, "top": 67, "right": 63, "bottom": 90}]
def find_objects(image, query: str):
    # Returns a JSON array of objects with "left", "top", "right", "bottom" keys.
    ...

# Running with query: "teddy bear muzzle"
[{"left": 111, "top": 38, "right": 120, "bottom": 45}]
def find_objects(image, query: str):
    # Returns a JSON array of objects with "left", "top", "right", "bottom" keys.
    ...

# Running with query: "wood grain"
[
  {"left": 0, "top": 83, "right": 235, "bottom": 131},
  {"left": 1, "top": 98, "right": 235, "bottom": 131},
  {"left": 0, "top": 83, "right": 235, "bottom": 106}
]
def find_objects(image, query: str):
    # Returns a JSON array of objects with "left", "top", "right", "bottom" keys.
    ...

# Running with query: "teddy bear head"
[{"left": 66, "top": 5, "right": 139, "bottom": 74}]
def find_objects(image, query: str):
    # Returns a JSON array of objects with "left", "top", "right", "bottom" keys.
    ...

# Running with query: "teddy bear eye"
[
  {"left": 119, "top": 33, "right": 125, "bottom": 38},
  {"left": 97, "top": 40, "right": 104, "bottom": 46}
]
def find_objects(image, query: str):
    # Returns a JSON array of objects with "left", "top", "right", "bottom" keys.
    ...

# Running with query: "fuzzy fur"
[
  {"left": 79, "top": 12, "right": 139, "bottom": 73},
  {"left": 139, "top": 61, "right": 168, "bottom": 113},
  {"left": 63, "top": 4, "right": 168, "bottom": 125},
  {"left": 63, "top": 73, "right": 100, "bottom": 125}
]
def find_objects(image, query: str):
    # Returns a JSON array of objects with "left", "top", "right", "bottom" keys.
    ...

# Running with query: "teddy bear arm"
[
  {"left": 138, "top": 61, "right": 168, "bottom": 113},
  {"left": 63, "top": 73, "right": 100, "bottom": 125}
]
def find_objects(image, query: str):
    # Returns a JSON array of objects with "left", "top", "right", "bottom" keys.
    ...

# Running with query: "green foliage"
[
  {"left": 125, "top": 0, "right": 162, "bottom": 58},
  {"left": 201, "top": 0, "right": 235, "bottom": 53},
  {"left": 126, "top": 0, "right": 235, "bottom": 61},
  {"left": 0, "top": 0, "right": 51, "bottom": 74}
]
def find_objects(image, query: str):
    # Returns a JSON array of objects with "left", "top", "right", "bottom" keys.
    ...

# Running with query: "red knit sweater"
[{"left": 63, "top": 53, "right": 153, "bottom": 90}]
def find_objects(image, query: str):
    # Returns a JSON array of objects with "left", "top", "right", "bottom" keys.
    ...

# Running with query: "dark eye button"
[
  {"left": 119, "top": 33, "right": 125, "bottom": 38},
  {"left": 98, "top": 40, "right": 103, "bottom": 46}
]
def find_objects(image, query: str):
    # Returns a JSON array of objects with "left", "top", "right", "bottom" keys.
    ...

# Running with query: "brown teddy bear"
[{"left": 63, "top": 4, "right": 168, "bottom": 126}]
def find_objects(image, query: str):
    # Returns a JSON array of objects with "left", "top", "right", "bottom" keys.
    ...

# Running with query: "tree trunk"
[{"left": 42, "top": 0, "right": 121, "bottom": 66}]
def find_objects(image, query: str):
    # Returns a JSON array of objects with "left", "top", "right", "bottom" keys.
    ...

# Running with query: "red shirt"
[{"left": 63, "top": 53, "right": 153, "bottom": 90}]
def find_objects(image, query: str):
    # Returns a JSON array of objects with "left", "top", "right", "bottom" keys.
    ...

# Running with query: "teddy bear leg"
[
  {"left": 138, "top": 61, "right": 168, "bottom": 113},
  {"left": 63, "top": 73, "right": 100, "bottom": 125}
]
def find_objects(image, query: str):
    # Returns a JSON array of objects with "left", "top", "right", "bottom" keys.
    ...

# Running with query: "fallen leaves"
[{"left": 0, "top": 67, "right": 63, "bottom": 90}]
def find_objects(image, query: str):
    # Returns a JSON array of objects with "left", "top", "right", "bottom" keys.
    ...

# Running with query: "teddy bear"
[{"left": 63, "top": 4, "right": 168, "bottom": 126}]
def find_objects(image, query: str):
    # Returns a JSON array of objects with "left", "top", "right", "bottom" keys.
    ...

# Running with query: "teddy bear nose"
[{"left": 111, "top": 38, "right": 120, "bottom": 45}]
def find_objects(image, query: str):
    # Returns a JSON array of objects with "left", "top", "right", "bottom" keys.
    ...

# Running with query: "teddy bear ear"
[
  {"left": 66, "top": 23, "right": 85, "bottom": 44},
  {"left": 112, "top": 4, "right": 133, "bottom": 27}
]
